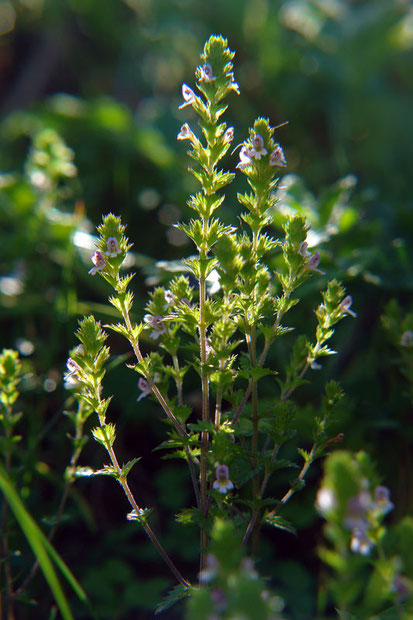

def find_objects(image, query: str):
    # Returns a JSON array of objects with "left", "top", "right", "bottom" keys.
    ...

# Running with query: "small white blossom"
[
  {"left": 105, "top": 237, "right": 121, "bottom": 258},
  {"left": 198, "top": 63, "right": 216, "bottom": 82},
  {"left": 270, "top": 144, "right": 287, "bottom": 167},
  {"left": 64, "top": 357, "right": 81, "bottom": 388},
  {"left": 88, "top": 250, "right": 106, "bottom": 275},
  {"left": 401, "top": 331, "right": 413, "bottom": 347},
  {"left": 251, "top": 134, "right": 268, "bottom": 159},
  {"left": 223, "top": 127, "right": 234, "bottom": 144},
  {"left": 350, "top": 527, "right": 373, "bottom": 555},
  {"left": 230, "top": 81, "right": 240, "bottom": 94},
  {"left": 179, "top": 84, "right": 197, "bottom": 109},
  {"left": 236, "top": 145, "right": 254, "bottom": 170},
  {"left": 316, "top": 487, "right": 336, "bottom": 514},
  {"left": 213, "top": 464, "right": 234, "bottom": 494},
  {"left": 177, "top": 123, "right": 196, "bottom": 142},
  {"left": 199, "top": 553, "right": 219, "bottom": 584},
  {"left": 164, "top": 289, "right": 175, "bottom": 305}
]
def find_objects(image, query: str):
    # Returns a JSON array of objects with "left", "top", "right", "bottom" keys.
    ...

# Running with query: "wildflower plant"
[
  {"left": 316, "top": 450, "right": 413, "bottom": 617},
  {"left": 66, "top": 35, "right": 359, "bottom": 611}
]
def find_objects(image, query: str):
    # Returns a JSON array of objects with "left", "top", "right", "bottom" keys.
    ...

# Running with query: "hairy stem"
[
  {"left": 199, "top": 251, "right": 210, "bottom": 571},
  {"left": 121, "top": 303, "right": 201, "bottom": 507}
]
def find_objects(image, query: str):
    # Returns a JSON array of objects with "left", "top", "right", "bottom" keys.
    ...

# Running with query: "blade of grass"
[{"left": 0, "top": 465, "right": 81, "bottom": 620}]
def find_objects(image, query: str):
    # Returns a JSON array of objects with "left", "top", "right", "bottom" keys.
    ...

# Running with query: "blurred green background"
[{"left": 1, "top": 0, "right": 413, "bottom": 617}]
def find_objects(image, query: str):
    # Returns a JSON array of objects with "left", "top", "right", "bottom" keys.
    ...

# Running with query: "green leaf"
[
  {"left": 121, "top": 457, "right": 141, "bottom": 478},
  {"left": 264, "top": 515, "right": 297, "bottom": 535},
  {"left": 92, "top": 423, "right": 116, "bottom": 447},
  {"left": 155, "top": 584, "right": 191, "bottom": 615}
]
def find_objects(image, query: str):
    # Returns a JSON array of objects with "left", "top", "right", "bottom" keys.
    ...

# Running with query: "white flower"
[
  {"left": 164, "top": 289, "right": 175, "bottom": 305},
  {"left": 88, "top": 250, "right": 106, "bottom": 275},
  {"left": 179, "top": 84, "right": 197, "bottom": 109},
  {"left": 250, "top": 134, "right": 268, "bottom": 159},
  {"left": 223, "top": 127, "right": 234, "bottom": 144},
  {"left": 315, "top": 487, "right": 336, "bottom": 514},
  {"left": 350, "top": 527, "right": 373, "bottom": 555},
  {"left": 105, "top": 237, "right": 121, "bottom": 258},
  {"left": 213, "top": 464, "right": 234, "bottom": 494},
  {"left": 270, "top": 144, "right": 287, "bottom": 167},
  {"left": 177, "top": 123, "right": 196, "bottom": 142},
  {"left": 236, "top": 145, "right": 254, "bottom": 170},
  {"left": 198, "top": 63, "right": 216, "bottom": 82},
  {"left": 401, "top": 331, "right": 413, "bottom": 347},
  {"left": 230, "top": 81, "right": 240, "bottom": 94}
]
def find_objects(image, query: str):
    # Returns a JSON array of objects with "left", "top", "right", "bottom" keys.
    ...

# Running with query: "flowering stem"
[
  {"left": 267, "top": 445, "right": 316, "bottom": 519},
  {"left": 120, "top": 301, "right": 201, "bottom": 507},
  {"left": 199, "top": 246, "right": 210, "bottom": 571},
  {"left": 93, "top": 377, "right": 190, "bottom": 588}
]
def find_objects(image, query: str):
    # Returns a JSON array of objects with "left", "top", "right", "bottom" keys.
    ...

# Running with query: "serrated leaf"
[
  {"left": 187, "top": 421, "right": 216, "bottom": 434},
  {"left": 264, "top": 515, "right": 296, "bottom": 535},
  {"left": 121, "top": 458, "right": 141, "bottom": 478},
  {"left": 155, "top": 584, "right": 190, "bottom": 615}
]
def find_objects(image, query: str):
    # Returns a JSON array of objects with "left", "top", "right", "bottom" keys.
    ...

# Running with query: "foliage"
[{"left": 1, "top": 1, "right": 413, "bottom": 618}]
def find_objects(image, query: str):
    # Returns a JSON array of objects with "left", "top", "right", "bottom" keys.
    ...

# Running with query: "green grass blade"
[{"left": 0, "top": 465, "right": 74, "bottom": 620}]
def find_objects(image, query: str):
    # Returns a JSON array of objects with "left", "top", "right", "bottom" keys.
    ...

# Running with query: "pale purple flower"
[
  {"left": 179, "top": 84, "right": 197, "bottom": 109},
  {"left": 401, "top": 331, "right": 413, "bottom": 347},
  {"left": 177, "top": 123, "right": 196, "bottom": 142},
  {"left": 306, "top": 251, "right": 326, "bottom": 275},
  {"left": 66, "top": 358, "right": 81, "bottom": 377},
  {"left": 223, "top": 127, "right": 234, "bottom": 144},
  {"left": 392, "top": 575, "right": 410, "bottom": 601},
  {"left": 144, "top": 314, "right": 166, "bottom": 339},
  {"left": 350, "top": 527, "right": 373, "bottom": 555},
  {"left": 88, "top": 250, "right": 106, "bottom": 275},
  {"left": 251, "top": 134, "right": 268, "bottom": 159},
  {"left": 198, "top": 63, "right": 215, "bottom": 82},
  {"left": 298, "top": 241, "right": 310, "bottom": 257},
  {"left": 199, "top": 553, "right": 219, "bottom": 584},
  {"left": 210, "top": 588, "right": 227, "bottom": 612},
  {"left": 344, "top": 491, "right": 372, "bottom": 531},
  {"left": 64, "top": 357, "right": 81, "bottom": 388},
  {"left": 339, "top": 295, "right": 357, "bottom": 318},
  {"left": 236, "top": 145, "right": 254, "bottom": 170},
  {"left": 213, "top": 464, "right": 234, "bottom": 494},
  {"left": 373, "top": 485, "right": 394, "bottom": 515},
  {"left": 270, "top": 144, "right": 287, "bottom": 167},
  {"left": 105, "top": 237, "right": 121, "bottom": 258},
  {"left": 137, "top": 377, "right": 151, "bottom": 402}
]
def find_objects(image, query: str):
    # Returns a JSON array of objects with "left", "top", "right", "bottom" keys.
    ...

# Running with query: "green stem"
[
  {"left": 95, "top": 387, "right": 189, "bottom": 587},
  {"left": 121, "top": 303, "right": 201, "bottom": 507},
  {"left": 199, "top": 248, "right": 210, "bottom": 571},
  {"left": 172, "top": 354, "right": 184, "bottom": 406}
]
